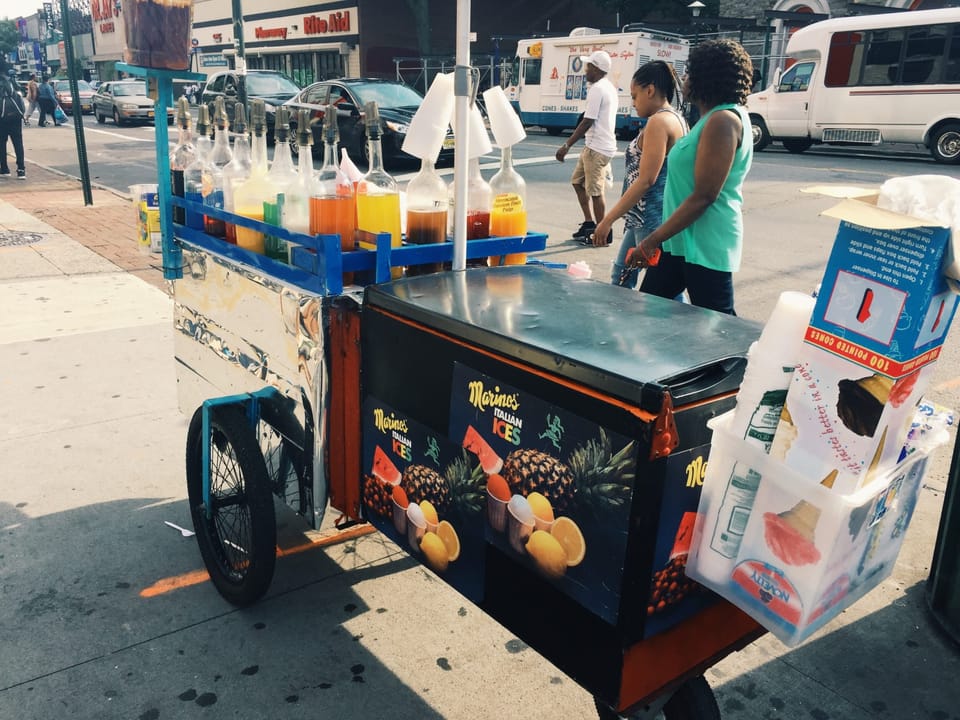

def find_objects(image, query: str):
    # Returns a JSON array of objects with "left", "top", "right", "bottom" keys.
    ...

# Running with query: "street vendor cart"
[{"left": 121, "top": 7, "right": 766, "bottom": 710}]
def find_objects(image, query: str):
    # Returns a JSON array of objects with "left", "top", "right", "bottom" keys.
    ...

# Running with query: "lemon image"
[
  {"left": 525, "top": 530, "right": 567, "bottom": 579},
  {"left": 420, "top": 531, "right": 450, "bottom": 573},
  {"left": 419, "top": 500, "right": 439, "bottom": 526},
  {"left": 551, "top": 516, "right": 586, "bottom": 567},
  {"left": 526, "top": 492, "right": 554, "bottom": 523},
  {"left": 437, "top": 520, "right": 461, "bottom": 562}
]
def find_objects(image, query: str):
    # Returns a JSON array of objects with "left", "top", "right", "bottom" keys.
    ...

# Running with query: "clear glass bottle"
[
  {"left": 282, "top": 108, "right": 315, "bottom": 237},
  {"left": 202, "top": 97, "right": 233, "bottom": 238},
  {"left": 466, "top": 157, "right": 492, "bottom": 267},
  {"left": 488, "top": 145, "right": 528, "bottom": 267},
  {"left": 263, "top": 106, "right": 299, "bottom": 262},
  {"left": 355, "top": 101, "right": 402, "bottom": 279},
  {"left": 405, "top": 157, "right": 448, "bottom": 276},
  {"left": 182, "top": 104, "right": 212, "bottom": 232},
  {"left": 233, "top": 100, "right": 276, "bottom": 254},
  {"left": 170, "top": 96, "right": 194, "bottom": 227},
  {"left": 221, "top": 103, "right": 251, "bottom": 245},
  {"left": 311, "top": 104, "right": 357, "bottom": 284}
]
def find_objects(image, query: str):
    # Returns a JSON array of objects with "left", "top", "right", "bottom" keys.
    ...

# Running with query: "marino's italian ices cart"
[{"left": 124, "top": 59, "right": 764, "bottom": 720}]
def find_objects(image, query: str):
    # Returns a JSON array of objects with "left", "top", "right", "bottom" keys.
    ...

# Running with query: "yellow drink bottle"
[{"left": 488, "top": 145, "right": 528, "bottom": 267}]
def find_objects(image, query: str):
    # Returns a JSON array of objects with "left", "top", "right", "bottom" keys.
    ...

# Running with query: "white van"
[
  {"left": 746, "top": 8, "right": 960, "bottom": 164},
  {"left": 506, "top": 27, "right": 690, "bottom": 138}
]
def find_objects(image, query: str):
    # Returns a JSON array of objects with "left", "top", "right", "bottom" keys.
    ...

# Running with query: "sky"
[{"left": 2, "top": 0, "right": 47, "bottom": 22}]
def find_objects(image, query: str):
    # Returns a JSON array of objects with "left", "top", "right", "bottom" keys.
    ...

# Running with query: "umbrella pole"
[{"left": 451, "top": 0, "right": 471, "bottom": 272}]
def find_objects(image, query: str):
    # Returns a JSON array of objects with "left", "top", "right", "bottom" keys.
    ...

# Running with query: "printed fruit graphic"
[
  {"left": 463, "top": 425, "right": 504, "bottom": 474},
  {"left": 487, "top": 473, "right": 511, "bottom": 502},
  {"left": 372, "top": 445, "right": 401, "bottom": 484},
  {"left": 437, "top": 520, "right": 461, "bottom": 562},
  {"left": 443, "top": 450, "right": 486, "bottom": 517},
  {"left": 392, "top": 484, "right": 409, "bottom": 508},
  {"left": 647, "top": 556, "right": 701, "bottom": 615},
  {"left": 502, "top": 448, "right": 576, "bottom": 513},
  {"left": 420, "top": 500, "right": 439, "bottom": 526},
  {"left": 551, "top": 516, "right": 586, "bottom": 567},
  {"left": 421, "top": 531, "right": 450, "bottom": 573},
  {"left": 362, "top": 474, "right": 392, "bottom": 518},
  {"left": 567, "top": 429, "right": 635, "bottom": 515},
  {"left": 525, "top": 530, "right": 567, "bottom": 579},
  {"left": 526, "top": 492, "right": 554, "bottom": 524},
  {"left": 400, "top": 464, "right": 451, "bottom": 514}
]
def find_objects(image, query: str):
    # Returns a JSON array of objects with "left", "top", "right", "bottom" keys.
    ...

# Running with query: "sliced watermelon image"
[
  {"left": 372, "top": 445, "right": 402, "bottom": 485},
  {"left": 462, "top": 425, "right": 503, "bottom": 474}
]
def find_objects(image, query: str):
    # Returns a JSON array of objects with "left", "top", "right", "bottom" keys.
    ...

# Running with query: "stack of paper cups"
[
  {"left": 482, "top": 86, "right": 526, "bottom": 148},
  {"left": 402, "top": 72, "right": 455, "bottom": 162},
  {"left": 450, "top": 102, "right": 492, "bottom": 159},
  {"left": 729, "top": 291, "right": 816, "bottom": 446}
]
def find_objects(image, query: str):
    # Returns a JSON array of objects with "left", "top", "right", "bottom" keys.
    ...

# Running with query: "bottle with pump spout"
[
  {"left": 405, "top": 157, "right": 448, "bottom": 276},
  {"left": 202, "top": 97, "right": 233, "bottom": 238},
  {"left": 488, "top": 145, "right": 528, "bottom": 267},
  {"left": 282, "top": 108, "right": 315, "bottom": 238},
  {"left": 233, "top": 100, "right": 275, "bottom": 254},
  {"left": 263, "top": 106, "right": 298, "bottom": 262},
  {"left": 311, "top": 104, "right": 357, "bottom": 284},
  {"left": 465, "top": 157, "right": 492, "bottom": 267},
  {"left": 170, "top": 96, "right": 194, "bottom": 227},
  {"left": 183, "top": 104, "right": 212, "bottom": 231},
  {"left": 221, "top": 103, "right": 251, "bottom": 244},
  {"left": 355, "top": 101, "right": 402, "bottom": 279}
]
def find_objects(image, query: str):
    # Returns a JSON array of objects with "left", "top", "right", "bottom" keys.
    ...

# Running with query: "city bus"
[{"left": 746, "top": 7, "right": 960, "bottom": 163}]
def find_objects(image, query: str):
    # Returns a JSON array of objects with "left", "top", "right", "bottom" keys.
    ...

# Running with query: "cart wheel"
[
  {"left": 186, "top": 405, "right": 277, "bottom": 607},
  {"left": 594, "top": 675, "right": 720, "bottom": 720}
]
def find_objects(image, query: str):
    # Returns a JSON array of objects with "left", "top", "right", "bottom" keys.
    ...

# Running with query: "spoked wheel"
[
  {"left": 186, "top": 405, "right": 277, "bottom": 606},
  {"left": 595, "top": 675, "right": 720, "bottom": 720}
]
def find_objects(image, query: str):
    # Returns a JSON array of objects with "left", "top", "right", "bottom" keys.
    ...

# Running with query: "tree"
[{"left": 0, "top": 19, "right": 19, "bottom": 58}]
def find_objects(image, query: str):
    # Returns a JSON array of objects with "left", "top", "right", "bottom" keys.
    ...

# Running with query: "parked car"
[
  {"left": 283, "top": 78, "right": 455, "bottom": 165},
  {"left": 93, "top": 80, "right": 174, "bottom": 126},
  {"left": 52, "top": 79, "right": 95, "bottom": 115},
  {"left": 200, "top": 69, "right": 301, "bottom": 140}
]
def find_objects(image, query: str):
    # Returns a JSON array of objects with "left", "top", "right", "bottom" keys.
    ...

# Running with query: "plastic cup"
[
  {"left": 487, "top": 488, "right": 508, "bottom": 532},
  {"left": 482, "top": 85, "right": 526, "bottom": 148},
  {"left": 392, "top": 498, "right": 408, "bottom": 535},
  {"left": 507, "top": 504, "right": 534, "bottom": 554}
]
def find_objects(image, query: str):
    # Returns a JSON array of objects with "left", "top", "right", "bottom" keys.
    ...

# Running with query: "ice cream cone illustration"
[
  {"left": 837, "top": 374, "right": 894, "bottom": 437},
  {"left": 763, "top": 469, "right": 837, "bottom": 566},
  {"left": 770, "top": 405, "right": 797, "bottom": 461}
]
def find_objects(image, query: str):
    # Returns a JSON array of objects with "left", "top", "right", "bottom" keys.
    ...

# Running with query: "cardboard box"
[
  {"left": 771, "top": 194, "right": 958, "bottom": 493},
  {"left": 688, "top": 411, "right": 935, "bottom": 646}
]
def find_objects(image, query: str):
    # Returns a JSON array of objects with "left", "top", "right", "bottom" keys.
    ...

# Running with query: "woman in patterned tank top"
[{"left": 591, "top": 61, "right": 687, "bottom": 289}]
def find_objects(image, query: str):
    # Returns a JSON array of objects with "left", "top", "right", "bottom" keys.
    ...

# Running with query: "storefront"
[{"left": 90, "top": 0, "right": 124, "bottom": 81}]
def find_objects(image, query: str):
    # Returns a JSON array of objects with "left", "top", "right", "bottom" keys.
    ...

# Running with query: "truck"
[
  {"left": 746, "top": 7, "right": 960, "bottom": 164},
  {"left": 505, "top": 27, "right": 690, "bottom": 139}
]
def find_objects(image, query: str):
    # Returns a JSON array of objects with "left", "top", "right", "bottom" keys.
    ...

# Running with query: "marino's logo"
[
  {"left": 373, "top": 408, "right": 408, "bottom": 435},
  {"left": 467, "top": 380, "right": 520, "bottom": 413}
]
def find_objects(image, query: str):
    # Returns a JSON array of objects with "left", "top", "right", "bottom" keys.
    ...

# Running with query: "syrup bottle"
[
  {"left": 404, "top": 157, "right": 448, "bottom": 276},
  {"left": 263, "top": 106, "right": 298, "bottom": 262},
  {"left": 355, "top": 101, "right": 401, "bottom": 279},
  {"left": 233, "top": 100, "right": 274, "bottom": 254},
  {"left": 182, "top": 104, "right": 212, "bottom": 232},
  {"left": 221, "top": 103, "right": 251, "bottom": 244},
  {"left": 170, "top": 96, "right": 194, "bottom": 227},
  {"left": 282, "top": 108, "right": 315, "bottom": 237},
  {"left": 311, "top": 105, "right": 357, "bottom": 284},
  {"left": 488, "top": 144, "right": 528, "bottom": 267},
  {"left": 202, "top": 96, "right": 233, "bottom": 238}
]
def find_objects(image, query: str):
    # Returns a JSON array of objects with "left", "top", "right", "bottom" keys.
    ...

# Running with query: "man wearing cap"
[{"left": 555, "top": 49, "right": 618, "bottom": 243}]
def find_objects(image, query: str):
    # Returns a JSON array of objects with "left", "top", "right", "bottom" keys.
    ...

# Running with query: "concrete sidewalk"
[{"left": 2, "top": 161, "right": 960, "bottom": 720}]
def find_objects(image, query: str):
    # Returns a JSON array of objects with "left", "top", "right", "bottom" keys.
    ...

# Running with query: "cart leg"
[
  {"left": 186, "top": 404, "right": 277, "bottom": 606},
  {"left": 595, "top": 674, "right": 720, "bottom": 720}
]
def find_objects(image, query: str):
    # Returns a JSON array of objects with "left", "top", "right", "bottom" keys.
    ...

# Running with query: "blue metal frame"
[{"left": 199, "top": 387, "right": 280, "bottom": 520}]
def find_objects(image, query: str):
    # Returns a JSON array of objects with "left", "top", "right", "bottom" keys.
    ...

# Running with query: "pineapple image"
[
  {"left": 443, "top": 450, "right": 486, "bottom": 518},
  {"left": 362, "top": 474, "right": 392, "bottom": 519},
  {"left": 502, "top": 430, "right": 634, "bottom": 516},
  {"left": 400, "top": 464, "right": 452, "bottom": 514}
]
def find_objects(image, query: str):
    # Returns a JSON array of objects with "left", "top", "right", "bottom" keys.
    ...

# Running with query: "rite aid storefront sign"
[{"left": 192, "top": 7, "right": 357, "bottom": 50}]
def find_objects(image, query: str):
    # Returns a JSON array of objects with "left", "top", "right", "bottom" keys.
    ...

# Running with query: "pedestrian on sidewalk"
[
  {"left": 622, "top": 39, "right": 754, "bottom": 316},
  {"left": 24, "top": 73, "right": 39, "bottom": 126},
  {"left": 555, "top": 50, "right": 618, "bottom": 243},
  {"left": 37, "top": 77, "right": 59, "bottom": 127},
  {"left": 591, "top": 61, "right": 687, "bottom": 288},
  {"left": 0, "top": 67, "right": 27, "bottom": 179}
]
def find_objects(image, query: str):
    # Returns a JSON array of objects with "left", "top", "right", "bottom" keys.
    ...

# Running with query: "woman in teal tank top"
[{"left": 625, "top": 39, "right": 755, "bottom": 315}]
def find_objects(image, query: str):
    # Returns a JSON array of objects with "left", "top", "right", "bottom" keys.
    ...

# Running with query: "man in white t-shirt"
[{"left": 555, "top": 50, "right": 618, "bottom": 243}]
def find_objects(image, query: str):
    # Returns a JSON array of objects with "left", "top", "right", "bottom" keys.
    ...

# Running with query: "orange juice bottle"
[
  {"left": 488, "top": 145, "right": 527, "bottom": 267},
  {"left": 355, "top": 101, "right": 402, "bottom": 279}
]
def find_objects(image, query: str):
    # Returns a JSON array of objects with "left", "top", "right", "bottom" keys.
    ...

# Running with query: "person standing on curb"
[
  {"left": 0, "top": 67, "right": 27, "bottom": 179},
  {"left": 555, "top": 50, "right": 618, "bottom": 243},
  {"left": 24, "top": 74, "right": 39, "bottom": 127},
  {"left": 37, "top": 77, "right": 59, "bottom": 127}
]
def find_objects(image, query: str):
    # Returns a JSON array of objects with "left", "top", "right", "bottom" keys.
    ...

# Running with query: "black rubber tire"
[
  {"left": 186, "top": 405, "right": 277, "bottom": 607},
  {"left": 96, "top": 111, "right": 105, "bottom": 124},
  {"left": 545, "top": 126, "right": 564, "bottom": 136},
  {"left": 782, "top": 137, "right": 812, "bottom": 154},
  {"left": 595, "top": 675, "right": 720, "bottom": 720},
  {"left": 930, "top": 123, "right": 960, "bottom": 164},
  {"left": 113, "top": 108, "right": 124, "bottom": 127},
  {"left": 750, "top": 115, "right": 770, "bottom": 151}
]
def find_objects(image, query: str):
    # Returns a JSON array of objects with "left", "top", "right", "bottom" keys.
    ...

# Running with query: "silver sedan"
[{"left": 93, "top": 80, "right": 174, "bottom": 126}]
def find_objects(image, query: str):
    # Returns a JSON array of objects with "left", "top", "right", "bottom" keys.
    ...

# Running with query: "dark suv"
[{"left": 200, "top": 69, "right": 301, "bottom": 139}]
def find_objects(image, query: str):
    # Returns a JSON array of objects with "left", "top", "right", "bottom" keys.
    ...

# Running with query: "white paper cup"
[{"left": 482, "top": 85, "right": 526, "bottom": 148}]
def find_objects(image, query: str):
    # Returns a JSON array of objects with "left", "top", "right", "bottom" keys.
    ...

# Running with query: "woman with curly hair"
[{"left": 625, "top": 38, "right": 754, "bottom": 315}]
